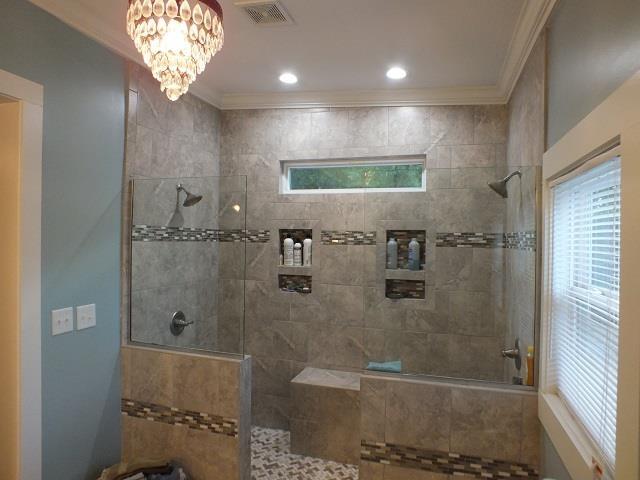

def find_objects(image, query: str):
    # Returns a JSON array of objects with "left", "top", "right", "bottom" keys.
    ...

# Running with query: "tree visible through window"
[{"left": 288, "top": 163, "right": 424, "bottom": 191}]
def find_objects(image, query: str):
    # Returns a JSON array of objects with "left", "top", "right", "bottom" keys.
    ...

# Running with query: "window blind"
[{"left": 548, "top": 156, "right": 621, "bottom": 474}]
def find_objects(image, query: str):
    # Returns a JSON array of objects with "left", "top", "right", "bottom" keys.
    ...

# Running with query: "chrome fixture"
[
  {"left": 488, "top": 171, "right": 522, "bottom": 198},
  {"left": 170, "top": 310, "right": 194, "bottom": 336},
  {"left": 501, "top": 337, "right": 522, "bottom": 371},
  {"left": 168, "top": 183, "right": 202, "bottom": 228},
  {"left": 176, "top": 183, "right": 202, "bottom": 207}
]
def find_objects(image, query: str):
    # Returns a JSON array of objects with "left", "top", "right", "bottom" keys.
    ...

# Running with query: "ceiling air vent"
[{"left": 235, "top": 1, "right": 294, "bottom": 25}]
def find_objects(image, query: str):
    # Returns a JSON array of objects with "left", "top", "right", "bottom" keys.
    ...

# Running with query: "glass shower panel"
[
  {"left": 129, "top": 175, "right": 246, "bottom": 355},
  {"left": 362, "top": 164, "right": 539, "bottom": 385}
]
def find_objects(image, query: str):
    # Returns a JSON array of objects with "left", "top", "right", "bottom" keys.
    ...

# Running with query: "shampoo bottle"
[
  {"left": 408, "top": 238, "right": 420, "bottom": 271},
  {"left": 387, "top": 238, "right": 398, "bottom": 269},
  {"left": 303, "top": 236, "right": 313, "bottom": 266},
  {"left": 283, "top": 235, "right": 294, "bottom": 266},
  {"left": 293, "top": 242, "right": 302, "bottom": 266},
  {"left": 526, "top": 346, "right": 535, "bottom": 386}
]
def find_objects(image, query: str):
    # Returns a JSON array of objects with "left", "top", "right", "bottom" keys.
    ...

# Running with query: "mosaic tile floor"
[{"left": 251, "top": 427, "right": 359, "bottom": 480}]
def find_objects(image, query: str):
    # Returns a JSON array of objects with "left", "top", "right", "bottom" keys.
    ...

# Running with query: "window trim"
[
  {"left": 540, "top": 71, "right": 640, "bottom": 480},
  {"left": 280, "top": 156, "right": 427, "bottom": 194}
]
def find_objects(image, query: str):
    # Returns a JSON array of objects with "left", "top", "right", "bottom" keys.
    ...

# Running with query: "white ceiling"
[{"left": 28, "top": 0, "right": 556, "bottom": 109}]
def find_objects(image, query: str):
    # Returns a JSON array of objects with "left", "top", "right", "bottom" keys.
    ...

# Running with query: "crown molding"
[
  {"left": 27, "top": 0, "right": 223, "bottom": 108},
  {"left": 220, "top": 85, "right": 506, "bottom": 110},
  {"left": 28, "top": 0, "right": 555, "bottom": 110},
  {"left": 497, "top": 0, "right": 557, "bottom": 99}
]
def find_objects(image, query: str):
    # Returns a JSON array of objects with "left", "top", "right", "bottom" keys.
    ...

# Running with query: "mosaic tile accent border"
[
  {"left": 321, "top": 230, "right": 376, "bottom": 245},
  {"left": 436, "top": 232, "right": 505, "bottom": 249},
  {"left": 504, "top": 231, "right": 537, "bottom": 251},
  {"left": 361, "top": 440, "right": 539, "bottom": 479},
  {"left": 385, "top": 279, "right": 425, "bottom": 300},
  {"left": 279, "top": 274, "right": 312, "bottom": 293},
  {"left": 132, "top": 225, "right": 270, "bottom": 243},
  {"left": 121, "top": 398, "right": 238, "bottom": 437},
  {"left": 436, "top": 231, "right": 536, "bottom": 251}
]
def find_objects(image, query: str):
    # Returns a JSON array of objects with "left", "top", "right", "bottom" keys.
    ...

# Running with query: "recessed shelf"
[
  {"left": 279, "top": 228, "right": 313, "bottom": 267},
  {"left": 278, "top": 265, "right": 312, "bottom": 276},
  {"left": 385, "top": 269, "right": 425, "bottom": 281},
  {"left": 279, "top": 274, "right": 312, "bottom": 294},
  {"left": 385, "top": 279, "right": 425, "bottom": 300},
  {"left": 386, "top": 230, "right": 426, "bottom": 270}
]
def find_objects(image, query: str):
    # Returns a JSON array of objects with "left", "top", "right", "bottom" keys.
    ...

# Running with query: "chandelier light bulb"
[{"left": 127, "top": 0, "right": 224, "bottom": 101}]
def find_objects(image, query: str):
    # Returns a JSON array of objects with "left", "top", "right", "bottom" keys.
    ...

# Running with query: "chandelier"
[{"left": 126, "top": 0, "right": 224, "bottom": 101}]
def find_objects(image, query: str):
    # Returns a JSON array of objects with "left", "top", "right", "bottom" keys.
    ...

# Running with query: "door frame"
[{"left": 0, "top": 67, "right": 43, "bottom": 480}]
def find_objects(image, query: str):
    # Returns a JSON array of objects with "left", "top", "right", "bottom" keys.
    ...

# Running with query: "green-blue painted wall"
[{"left": 0, "top": 1, "right": 125, "bottom": 478}]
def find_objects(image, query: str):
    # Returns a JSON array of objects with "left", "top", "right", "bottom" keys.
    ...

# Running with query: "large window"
[
  {"left": 281, "top": 158, "right": 426, "bottom": 193},
  {"left": 548, "top": 156, "right": 621, "bottom": 474}
]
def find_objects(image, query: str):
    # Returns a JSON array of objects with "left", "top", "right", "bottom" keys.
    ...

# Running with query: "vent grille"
[{"left": 235, "top": 1, "right": 293, "bottom": 25}]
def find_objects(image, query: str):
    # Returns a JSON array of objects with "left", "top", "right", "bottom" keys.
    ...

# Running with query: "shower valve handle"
[
  {"left": 170, "top": 311, "right": 193, "bottom": 335},
  {"left": 501, "top": 338, "right": 522, "bottom": 371}
]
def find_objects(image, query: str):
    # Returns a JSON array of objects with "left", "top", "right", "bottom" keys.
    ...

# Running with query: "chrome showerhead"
[
  {"left": 176, "top": 184, "right": 202, "bottom": 207},
  {"left": 488, "top": 171, "right": 522, "bottom": 198}
]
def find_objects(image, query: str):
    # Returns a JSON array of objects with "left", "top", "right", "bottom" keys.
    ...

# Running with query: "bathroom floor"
[{"left": 251, "top": 427, "right": 359, "bottom": 480}]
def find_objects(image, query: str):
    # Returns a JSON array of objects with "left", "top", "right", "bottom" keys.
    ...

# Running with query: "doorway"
[
  {"left": 0, "top": 95, "right": 21, "bottom": 478},
  {"left": 0, "top": 67, "right": 44, "bottom": 480}
]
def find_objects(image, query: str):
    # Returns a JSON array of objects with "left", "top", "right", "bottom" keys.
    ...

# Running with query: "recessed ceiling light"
[
  {"left": 386, "top": 67, "right": 407, "bottom": 80},
  {"left": 279, "top": 72, "right": 298, "bottom": 84}
]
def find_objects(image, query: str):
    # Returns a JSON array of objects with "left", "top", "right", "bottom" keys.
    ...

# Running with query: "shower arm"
[
  {"left": 175, "top": 184, "right": 184, "bottom": 207},
  {"left": 502, "top": 171, "right": 522, "bottom": 183}
]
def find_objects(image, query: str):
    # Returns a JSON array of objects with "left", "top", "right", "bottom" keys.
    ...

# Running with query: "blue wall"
[
  {"left": 543, "top": 0, "right": 640, "bottom": 477},
  {"left": 0, "top": 1, "right": 125, "bottom": 478},
  {"left": 547, "top": 0, "right": 640, "bottom": 147}
]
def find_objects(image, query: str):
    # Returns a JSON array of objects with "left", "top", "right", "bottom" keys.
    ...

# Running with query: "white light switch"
[
  {"left": 51, "top": 307, "right": 74, "bottom": 336},
  {"left": 76, "top": 304, "right": 96, "bottom": 330}
]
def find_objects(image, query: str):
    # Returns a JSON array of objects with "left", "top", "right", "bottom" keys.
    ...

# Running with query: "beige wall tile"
[
  {"left": 450, "top": 387, "right": 523, "bottom": 461},
  {"left": 385, "top": 381, "right": 451, "bottom": 451}
]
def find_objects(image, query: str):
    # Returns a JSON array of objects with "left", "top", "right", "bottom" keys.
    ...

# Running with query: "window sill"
[{"left": 539, "top": 392, "right": 602, "bottom": 479}]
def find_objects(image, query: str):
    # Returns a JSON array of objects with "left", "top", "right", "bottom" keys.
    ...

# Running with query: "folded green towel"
[{"left": 366, "top": 360, "right": 402, "bottom": 373}]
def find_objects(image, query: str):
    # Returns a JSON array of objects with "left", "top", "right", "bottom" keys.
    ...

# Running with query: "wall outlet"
[
  {"left": 76, "top": 304, "right": 96, "bottom": 330},
  {"left": 51, "top": 307, "right": 74, "bottom": 336}
]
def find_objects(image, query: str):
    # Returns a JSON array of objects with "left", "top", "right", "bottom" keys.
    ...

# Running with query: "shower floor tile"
[{"left": 251, "top": 427, "right": 358, "bottom": 480}]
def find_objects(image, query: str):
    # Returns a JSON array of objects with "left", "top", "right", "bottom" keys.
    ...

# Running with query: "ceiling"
[{"left": 28, "top": 0, "right": 556, "bottom": 109}]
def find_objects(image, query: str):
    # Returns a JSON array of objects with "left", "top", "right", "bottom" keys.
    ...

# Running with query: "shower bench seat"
[{"left": 290, "top": 367, "right": 361, "bottom": 465}]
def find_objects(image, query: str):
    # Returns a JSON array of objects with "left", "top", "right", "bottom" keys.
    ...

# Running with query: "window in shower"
[
  {"left": 548, "top": 155, "right": 620, "bottom": 474},
  {"left": 281, "top": 157, "right": 426, "bottom": 193}
]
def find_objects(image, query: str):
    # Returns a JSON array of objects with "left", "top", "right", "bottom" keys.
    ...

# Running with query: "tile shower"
[{"left": 122, "top": 33, "right": 545, "bottom": 480}]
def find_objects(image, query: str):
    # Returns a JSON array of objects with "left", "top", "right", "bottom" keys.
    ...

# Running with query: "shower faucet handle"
[
  {"left": 501, "top": 338, "right": 522, "bottom": 371},
  {"left": 170, "top": 311, "right": 194, "bottom": 336}
]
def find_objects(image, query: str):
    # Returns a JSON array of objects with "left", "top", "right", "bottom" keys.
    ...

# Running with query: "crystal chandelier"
[{"left": 127, "top": 0, "right": 224, "bottom": 101}]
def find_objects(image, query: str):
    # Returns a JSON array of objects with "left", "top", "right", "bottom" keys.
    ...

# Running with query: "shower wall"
[
  {"left": 219, "top": 103, "right": 539, "bottom": 429},
  {"left": 122, "top": 64, "right": 222, "bottom": 350}
]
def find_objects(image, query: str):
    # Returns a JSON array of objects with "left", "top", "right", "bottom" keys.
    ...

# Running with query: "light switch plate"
[
  {"left": 76, "top": 304, "right": 96, "bottom": 330},
  {"left": 52, "top": 307, "right": 74, "bottom": 336}
]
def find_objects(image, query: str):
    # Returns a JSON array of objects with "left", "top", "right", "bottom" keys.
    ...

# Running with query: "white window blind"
[{"left": 548, "top": 156, "right": 621, "bottom": 474}]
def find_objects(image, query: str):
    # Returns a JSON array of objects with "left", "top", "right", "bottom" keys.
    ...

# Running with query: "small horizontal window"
[{"left": 281, "top": 158, "right": 426, "bottom": 194}]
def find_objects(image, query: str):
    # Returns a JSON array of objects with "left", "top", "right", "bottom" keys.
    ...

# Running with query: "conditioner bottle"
[
  {"left": 293, "top": 242, "right": 302, "bottom": 266},
  {"left": 526, "top": 346, "right": 535, "bottom": 386},
  {"left": 283, "top": 235, "right": 294, "bottom": 266},
  {"left": 387, "top": 237, "right": 398, "bottom": 269},
  {"left": 303, "top": 237, "right": 313, "bottom": 266},
  {"left": 408, "top": 238, "right": 420, "bottom": 271}
]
